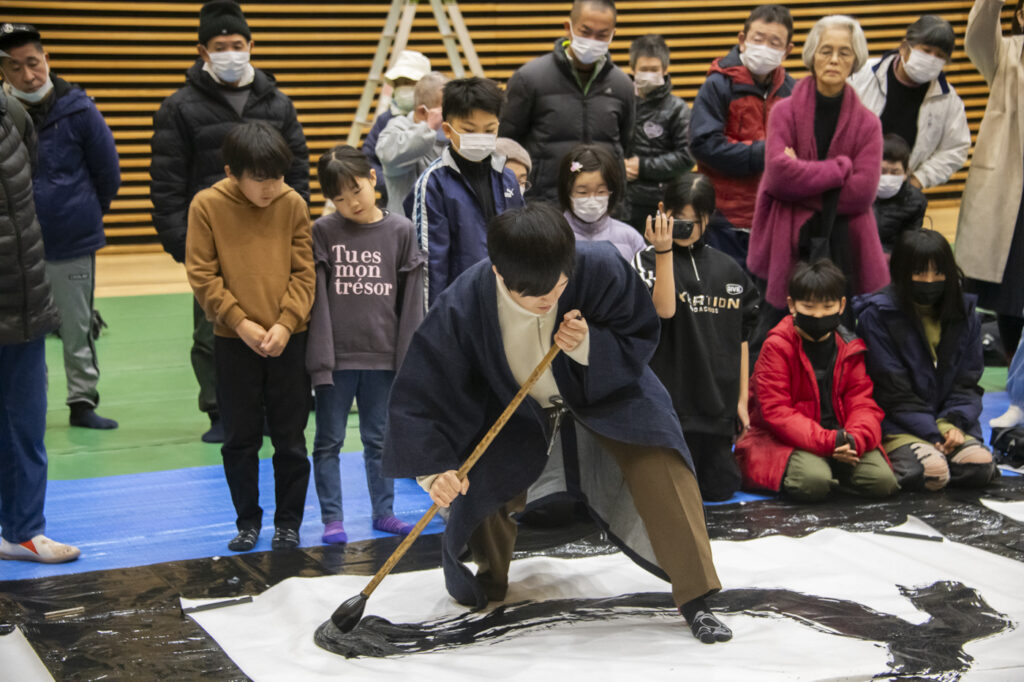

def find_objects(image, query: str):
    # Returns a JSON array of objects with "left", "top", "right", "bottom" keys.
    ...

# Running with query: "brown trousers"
[{"left": 466, "top": 434, "right": 721, "bottom": 607}]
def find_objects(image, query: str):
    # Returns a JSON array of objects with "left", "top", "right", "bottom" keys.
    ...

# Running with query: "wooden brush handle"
[{"left": 361, "top": 342, "right": 563, "bottom": 598}]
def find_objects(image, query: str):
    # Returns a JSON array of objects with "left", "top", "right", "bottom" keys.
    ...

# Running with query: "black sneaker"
[
  {"left": 202, "top": 415, "right": 225, "bottom": 444},
  {"left": 228, "top": 528, "right": 259, "bottom": 552},
  {"left": 271, "top": 527, "right": 300, "bottom": 550}
]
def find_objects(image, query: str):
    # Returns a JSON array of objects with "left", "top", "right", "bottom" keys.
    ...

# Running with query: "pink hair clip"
[{"left": 570, "top": 161, "right": 583, "bottom": 173}]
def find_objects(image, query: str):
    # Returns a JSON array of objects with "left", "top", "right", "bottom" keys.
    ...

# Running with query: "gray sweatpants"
[{"left": 45, "top": 253, "right": 100, "bottom": 407}]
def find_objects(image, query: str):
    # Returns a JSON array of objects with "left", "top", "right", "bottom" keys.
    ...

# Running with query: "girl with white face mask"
[{"left": 557, "top": 144, "right": 645, "bottom": 262}]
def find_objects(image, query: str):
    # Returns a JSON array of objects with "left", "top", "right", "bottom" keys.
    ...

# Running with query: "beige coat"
[{"left": 956, "top": 0, "right": 1024, "bottom": 282}]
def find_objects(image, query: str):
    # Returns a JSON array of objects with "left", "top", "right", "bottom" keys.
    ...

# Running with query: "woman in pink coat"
[{"left": 748, "top": 15, "right": 889, "bottom": 333}]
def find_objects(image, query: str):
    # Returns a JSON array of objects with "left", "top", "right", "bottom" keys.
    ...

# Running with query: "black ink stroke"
[{"left": 315, "top": 580, "right": 1014, "bottom": 680}]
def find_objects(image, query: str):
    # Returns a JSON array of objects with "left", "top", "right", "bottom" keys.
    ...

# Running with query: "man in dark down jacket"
[
  {"left": 498, "top": 0, "right": 634, "bottom": 205},
  {"left": 624, "top": 34, "right": 693, "bottom": 232},
  {"left": 1, "top": 23, "right": 121, "bottom": 430},
  {"left": 150, "top": 0, "right": 309, "bottom": 442},
  {"left": 0, "top": 87, "right": 80, "bottom": 564},
  {"left": 690, "top": 4, "right": 795, "bottom": 269}
]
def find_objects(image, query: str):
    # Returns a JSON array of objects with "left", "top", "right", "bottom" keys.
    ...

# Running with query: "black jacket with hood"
[
  {"left": 499, "top": 39, "right": 635, "bottom": 204},
  {"left": 150, "top": 60, "right": 309, "bottom": 262}
]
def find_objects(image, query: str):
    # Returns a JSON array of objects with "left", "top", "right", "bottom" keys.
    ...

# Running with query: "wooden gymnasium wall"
[{"left": 1, "top": 1, "right": 1007, "bottom": 253}]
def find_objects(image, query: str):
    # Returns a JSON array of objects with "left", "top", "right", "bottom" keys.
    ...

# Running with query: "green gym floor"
[{"left": 43, "top": 292, "right": 360, "bottom": 481}]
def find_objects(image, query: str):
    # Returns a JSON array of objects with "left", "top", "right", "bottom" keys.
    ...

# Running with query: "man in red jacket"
[{"left": 734, "top": 260, "right": 898, "bottom": 501}]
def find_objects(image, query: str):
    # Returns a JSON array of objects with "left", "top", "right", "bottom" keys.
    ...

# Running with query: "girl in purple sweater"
[{"left": 306, "top": 146, "right": 426, "bottom": 544}]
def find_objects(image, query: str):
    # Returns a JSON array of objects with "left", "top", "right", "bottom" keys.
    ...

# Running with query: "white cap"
[{"left": 384, "top": 50, "right": 431, "bottom": 82}]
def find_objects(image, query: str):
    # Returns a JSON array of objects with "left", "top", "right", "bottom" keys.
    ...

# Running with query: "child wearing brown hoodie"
[{"left": 186, "top": 121, "right": 315, "bottom": 553}]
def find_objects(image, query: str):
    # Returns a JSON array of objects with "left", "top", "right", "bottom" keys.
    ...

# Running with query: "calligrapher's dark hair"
[{"left": 487, "top": 203, "right": 576, "bottom": 296}]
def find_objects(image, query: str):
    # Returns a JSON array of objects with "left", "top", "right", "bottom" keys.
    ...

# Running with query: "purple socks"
[
  {"left": 322, "top": 521, "right": 347, "bottom": 545},
  {"left": 373, "top": 516, "right": 414, "bottom": 535}
]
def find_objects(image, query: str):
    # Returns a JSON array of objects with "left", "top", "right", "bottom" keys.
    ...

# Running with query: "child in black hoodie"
[{"left": 633, "top": 173, "right": 759, "bottom": 500}]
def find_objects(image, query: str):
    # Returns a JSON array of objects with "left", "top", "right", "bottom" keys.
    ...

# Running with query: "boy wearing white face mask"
[
  {"left": 558, "top": 145, "right": 644, "bottom": 261},
  {"left": 151, "top": 0, "right": 310, "bottom": 443},
  {"left": 499, "top": 0, "right": 635, "bottom": 206},
  {"left": 850, "top": 15, "right": 970, "bottom": 190},
  {"left": 873, "top": 134, "right": 927, "bottom": 255},
  {"left": 409, "top": 77, "right": 524, "bottom": 309},
  {"left": 690, "top": 5, "right": 796, "bottom": 271},
  {"left": 624, "top": 34, "right": 693, "bottom": 234}
]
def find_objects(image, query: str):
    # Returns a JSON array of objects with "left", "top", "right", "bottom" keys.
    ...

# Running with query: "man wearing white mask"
[
  {"left": 150, "top": 0, "right": 309, "bottom": 443},
  {"left": 499, "top": 0, "right": 634, "bottom": 205},
  {"left": 690, "top": 5, "right": 795, "bottom": 271},
  {"left": 0, "top": 23, "right": 121, "bottom": 431},
  {"left": 850, "top": 15, "right": 970, "bottom": 190},
  {"left": 361, "top": 50, "right": 432, "bottom": 209}
]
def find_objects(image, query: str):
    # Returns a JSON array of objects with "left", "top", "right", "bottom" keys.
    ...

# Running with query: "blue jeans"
[
  {"left": 1008, "top": 344, "right": 1024, "bottom": 407},
  {"left": 0, "top": 339, "right": 49, "bottom": 543},
  {"left": 312, "top": 370, "right": 396, "bottom": 523}
]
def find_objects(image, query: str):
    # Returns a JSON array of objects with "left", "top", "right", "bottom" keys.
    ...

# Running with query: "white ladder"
[{"left": 346, "top": 0, "right": 485, "bottom": 147}]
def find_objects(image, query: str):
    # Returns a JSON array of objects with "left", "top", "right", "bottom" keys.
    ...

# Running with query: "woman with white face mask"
[
  {"left": 849, "top": 15, "right": 970, "bottom": 190},
  {"left": 557, "top": 145, "right": 644, "bottom": 262}
]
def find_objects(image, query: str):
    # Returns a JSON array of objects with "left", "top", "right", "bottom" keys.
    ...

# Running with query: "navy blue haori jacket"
[{"left": 383, "top": 241, "right": 694, "bottom": 607}]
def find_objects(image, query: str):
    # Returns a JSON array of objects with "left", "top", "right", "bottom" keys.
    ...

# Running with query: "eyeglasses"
[{"left": 570, "top": 188, "right": 612, "bottom": 198}]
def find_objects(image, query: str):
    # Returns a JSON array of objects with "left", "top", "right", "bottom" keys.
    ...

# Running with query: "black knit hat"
[{"left": 198, "top": 1, "right": 251, "bottom": 46}]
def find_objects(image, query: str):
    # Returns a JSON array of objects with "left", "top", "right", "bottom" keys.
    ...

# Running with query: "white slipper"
[
  {"left": 990, "top": 405, "right": 1024, "bottom": 429},
  {"left": 0, "top": 535, "right": 81, "bottom": 564}
]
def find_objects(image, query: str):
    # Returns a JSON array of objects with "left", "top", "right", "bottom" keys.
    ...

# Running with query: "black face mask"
[
  {"left": 672, "top": 219, "right": 695, "bottom": 240},
  {"left": 911, "top": 280, "right": 945, "bottom": 306},
  {"left": 794, "top": 312, "right": 841, "bottom": 341}
]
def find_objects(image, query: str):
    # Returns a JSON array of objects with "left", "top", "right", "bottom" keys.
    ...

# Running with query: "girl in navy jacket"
[{"left": 854, "top": 229, "right": 996, "bottom": 491}]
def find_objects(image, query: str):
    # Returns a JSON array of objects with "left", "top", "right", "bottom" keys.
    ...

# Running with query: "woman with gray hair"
[
  {"left": 850, "top": 15, "right": 970, "bottom": 190},
  {"left": 748, "top": 14, "right": 888, "bottom": 333}
]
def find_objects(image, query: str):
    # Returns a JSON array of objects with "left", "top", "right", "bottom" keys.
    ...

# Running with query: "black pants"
[
  {"left": 683, "top": 430, "right": 741, "bottom": 502},
  {"left": 214, "top": 332, "right": 311, "bottom": 531}
]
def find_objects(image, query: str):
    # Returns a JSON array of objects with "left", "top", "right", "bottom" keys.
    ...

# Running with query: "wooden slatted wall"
[{"left": 1, "top": 0, "right": 1005, "bottom": 253}]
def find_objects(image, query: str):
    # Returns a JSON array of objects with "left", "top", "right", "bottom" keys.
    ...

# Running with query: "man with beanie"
[
  {"left": 150, "top": 0, "right": 310, "bottom": 443},
  {"left": 0, "top": 69, "right": 80, "bottom": 564},
  {"left": 0, "top": 22, "right": 122, "bottom": 431},
  {"left": 498, "top": 0, "right": 634, "bottom": 205}
]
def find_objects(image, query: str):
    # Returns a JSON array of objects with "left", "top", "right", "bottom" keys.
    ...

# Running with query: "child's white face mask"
[
  {"left": 452, "top": 130, "right": 496, "bottom": 162},
  {"left": 572, "top": 195, "right": 609, "bottom": 223},
  {"left": 877, "top": 173, "right": 904, "bottom": 200}
]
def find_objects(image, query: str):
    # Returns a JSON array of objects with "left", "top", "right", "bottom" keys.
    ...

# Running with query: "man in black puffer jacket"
[
  {"left": 149, "top": 0, "right": 309, "bottom": 443},
  {"left": 624, "top": 35, "right": 693, "bottom": 233},
  {"left": 498, "top": 0, "right": 634, "bottom": 205},
  {"left": 0, "top": 89, "right": 80, "bottom": 564}
]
